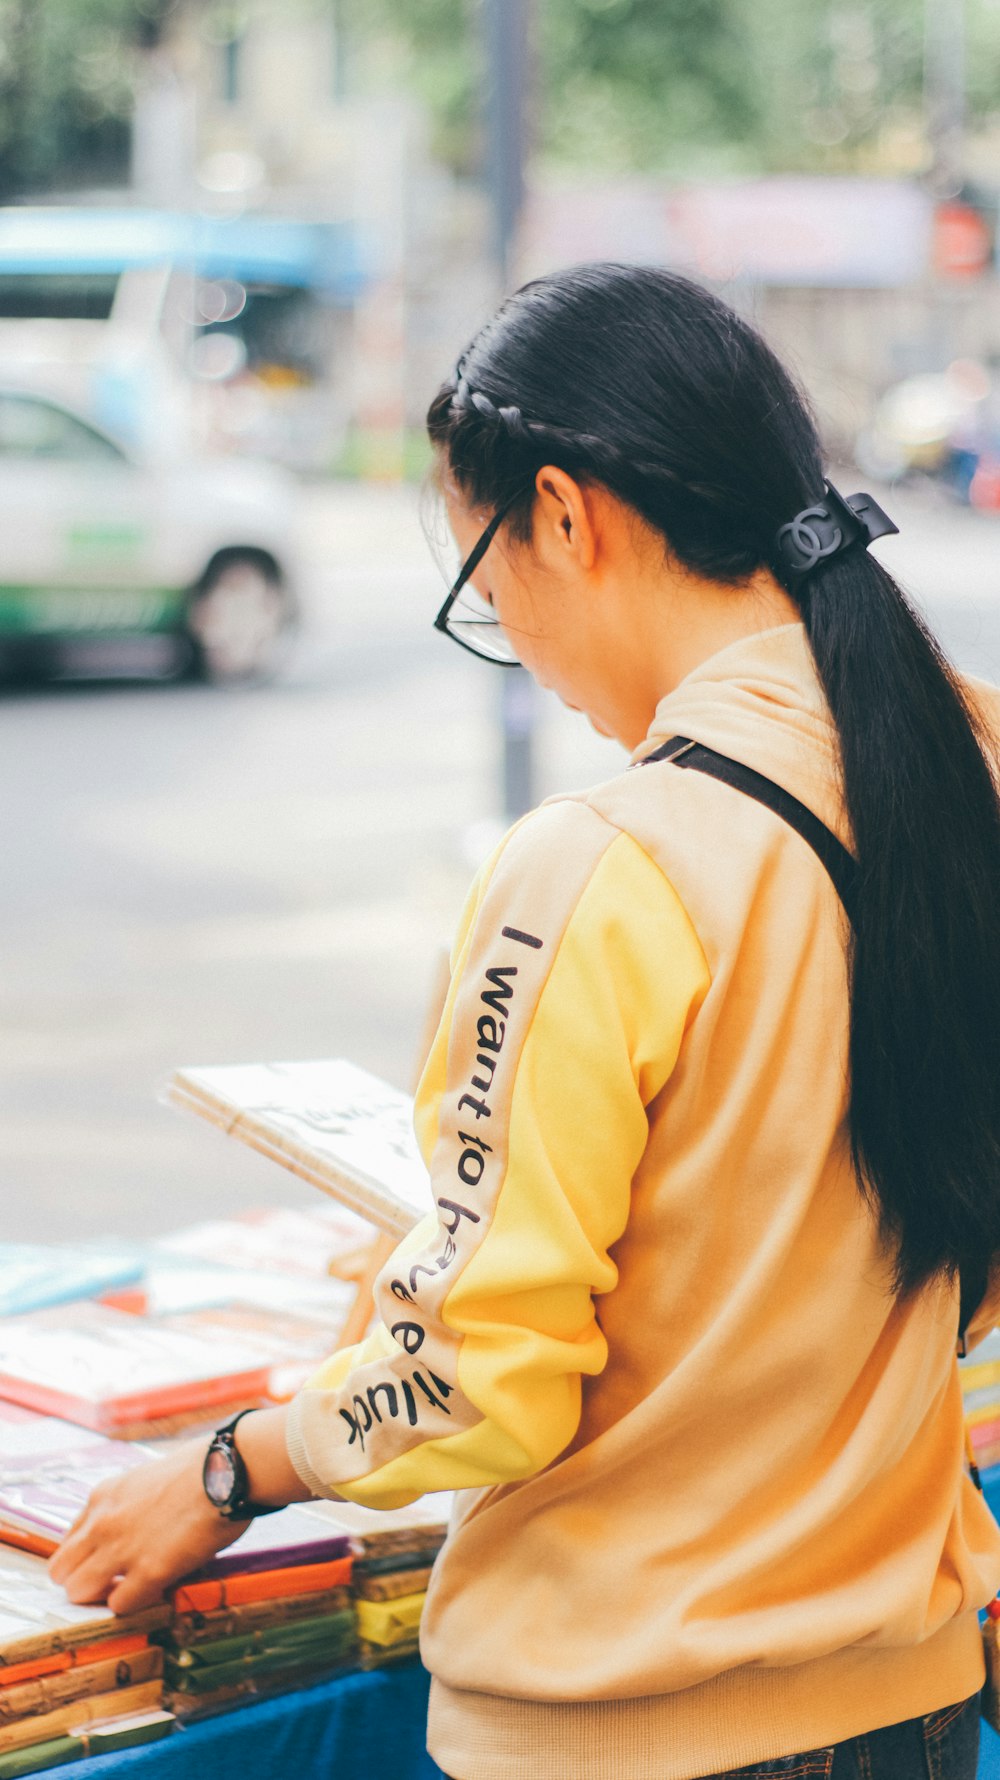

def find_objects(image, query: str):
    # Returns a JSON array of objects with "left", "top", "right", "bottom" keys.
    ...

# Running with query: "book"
[
  {"left": 170, "top": 1553, "right": 353, "bottom": 1614},
  {"left": 0, "top": 1683, "right": 164, "bottom": 1756},
  {"left": 357, "top": 1642, "right": 420, "bottom": 1671},
  {"left": 0, "top": 1304, "right": 274, "bottom": 1435},
  {"left": 165, "top": 1607, "right": 355, "bottom": 1673},
  {"left": 71, "top": 1709, "right": 174, "bottom": 1755},
  {"left": 164, "top": 1656, "right": 350, "bottom": 1723},
  {"left": 301, "top": 1494, "right": 450, "bottom": 1580},
  {"left": 162, "top": 1302, "right": 351, "bottom": 1403},
  {"left": 167, "top": 1060, "right": 432, "bottom": 1238},
  {"left": 99, "top": 1396, "right": 270, "bottom": 1447},
  {"left": 165, "top": 1585, "right": 352, "bottom": 1649},
  {"left": 164, "top": 1613, "right": 356, "bottom": 1693},
  {"left": 0, "top": 1408, "right": 155, "bottom": 1557},
  {"left": 0, "top": 1709, "right": 175, "bottom": 1773},
  {"left": 355, "top": 1566, "right": 434, "bottom": 1602},
  {"left": 0, "top": 1735, "right": 82, "bottom": 1777},
  {"left": 0, "top": 1248, "right": 142, "bottom": 1320},
  {"left": 0, "top": 1637, "right": 150, "bottom": 1692},
  {"left": 185, "top": 1506, "right": 351, "bottom": 1583},
  {"left": 151, "top": 1206, "right": 376, "bottom": 1284},
  {"left": 0, "top": 1547, "right": 169, "bottom": 1672},
  {"left": 354, "top": 1593, "right": 426, "bottom": 1651},
  {"left": 102, "top": 1259, "right": 355, "bottom": 1330},
  {"left": 0, "top": 1647, "right": 162, "bottom": 1723}
]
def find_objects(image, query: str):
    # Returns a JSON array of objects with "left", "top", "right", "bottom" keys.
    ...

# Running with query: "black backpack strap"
[
  {"left": 642, "top": 735, "right": 858, "bottom": 926},
  {"left": 642, "top": 733, "right": 986, "bottom": 1354}
]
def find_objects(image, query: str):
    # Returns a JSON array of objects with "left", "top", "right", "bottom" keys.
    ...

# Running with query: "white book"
[{"left": 166, "top": 1060, "right": 432, "bottom": 1239}]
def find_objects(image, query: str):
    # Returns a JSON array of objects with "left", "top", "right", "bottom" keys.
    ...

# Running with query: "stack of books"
[
  {"left": 0, "top": 1403, "right": 155, "bottom": 1559},
  {"left": 149, "top": 1204, "right": 378, "bottom": 1285},
  {"left": 961, "top": 1328, "right": 1000, "bottom": 1478},
  {"left": 0, "top": 1544, "right": 173, "bottom": 1776},
  {"left": 305, "top": 1497, "right": 451, "bottom": 1670},
  {"left": 0, "top": 1303, "right": 276, "bottom": 1442},
  {"left": 0, "top": 1059, "right": 454, "bottom": 1744},
  {"left": 157, "top": 1510, "right": 355, "bottom": 1721},
  {"left": 101, "top": 1262, "right": 358, "bottom": 1405}
]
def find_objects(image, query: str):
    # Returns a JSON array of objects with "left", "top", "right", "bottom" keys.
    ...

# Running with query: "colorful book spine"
[
  {"left": 0, "top": 1636, "right": 150, "bottom": 1691},
  {"left": 355, "top": 1566, "right": 433, "bottom": 1602},
  {"left": 0, "top": 1370, "right": 271, "bottom": 1437},
  {"left": 0, "top": 1735, "right": 83, "bottom": 1778},
  {"left": 168, "top": 1610, "right": 355, "bottom": 1673},
  {"left": 0, "top": 1649, "right": 162, "bottom": 1724},
  {"left": 0, "top": 1682, "right": 164, "bottom": 1756},
  {"left": 170, "top": 1554, "right": 352, "bottom": 1614},
  {"left": 165, "top": 1657, "right": 350, "bottom": 1722},
  {"left": 165, "top": 1586, "right": 352, "bottom": 1649},
  {"left": 354, "top": 1592, "right": 426, "bottom": 1650},
  {"left": 351, "top": 1543, "right": 443, "bottom": 1576},
  {"left": 0, "top": 1710, "right": 175, "bottom": 1775},
  {"left": 165, "top": 1626, "right": 356, "bottom": 1695}
]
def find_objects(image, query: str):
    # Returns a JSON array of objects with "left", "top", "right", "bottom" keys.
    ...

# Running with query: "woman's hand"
[{"left": 48, "top": 1437, "right": 248, "bottom": 1616}]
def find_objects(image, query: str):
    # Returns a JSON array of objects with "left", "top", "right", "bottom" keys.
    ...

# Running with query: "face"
[{"left": 442, "top": 474, "right": 635, "bottom": 744}]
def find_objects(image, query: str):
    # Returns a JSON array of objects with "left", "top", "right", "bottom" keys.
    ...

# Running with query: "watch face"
[{"left": 204, "top": 1443, "right": 238, "bottom": 1509}]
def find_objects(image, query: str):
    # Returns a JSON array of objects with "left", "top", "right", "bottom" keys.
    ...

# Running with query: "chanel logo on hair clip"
[{"left": 775, "top": 482, "right": 898, "bottom": 580}]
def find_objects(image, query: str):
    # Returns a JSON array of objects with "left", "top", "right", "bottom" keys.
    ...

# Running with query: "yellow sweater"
[{"left": 286, "top": 623, "right": 1000, "bottom": 1780}]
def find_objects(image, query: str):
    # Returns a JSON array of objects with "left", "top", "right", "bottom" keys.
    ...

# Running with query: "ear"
[{"left": 532, "top": 466, "right": 597, "bottom": 572}]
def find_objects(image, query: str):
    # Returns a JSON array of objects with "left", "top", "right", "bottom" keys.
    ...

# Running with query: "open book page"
[{"left": 166, "top": 1060, "right": 433, "bottom": 1238}]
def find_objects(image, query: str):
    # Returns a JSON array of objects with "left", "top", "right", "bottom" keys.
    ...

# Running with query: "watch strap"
[{"left": 204, "top": 1409, "right": 283, "bottom": 1520}]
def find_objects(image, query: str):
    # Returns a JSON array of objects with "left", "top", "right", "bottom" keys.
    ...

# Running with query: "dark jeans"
[
  {"left": 695, "top": 1691, "right": 981, "bottom": 1779},
  {"left": 442, "top": 1690, "right": 981, "bottom": 1780}
]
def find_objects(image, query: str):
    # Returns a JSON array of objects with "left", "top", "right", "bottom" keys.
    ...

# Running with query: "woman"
[{"left": 53, "top": 264, "right": 1000, "bottom": 1780}]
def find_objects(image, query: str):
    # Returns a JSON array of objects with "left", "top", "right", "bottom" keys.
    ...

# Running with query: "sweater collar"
[{"left": 632, "top": 623, "right": 848, "bottom": 841}]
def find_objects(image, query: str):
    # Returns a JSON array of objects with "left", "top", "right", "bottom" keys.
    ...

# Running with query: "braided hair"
[{"left": 427, "top": 262, "right": 1000, "bottom": 1303}]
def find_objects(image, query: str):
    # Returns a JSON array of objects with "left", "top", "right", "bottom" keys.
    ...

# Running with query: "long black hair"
[{"left": 427, "top": 261, "right": 1000, "bottom": 1300}]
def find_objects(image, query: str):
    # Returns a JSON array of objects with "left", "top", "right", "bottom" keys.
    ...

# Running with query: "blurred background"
[{"left": 1, "top": 0, "right": 999, "bottom": 1240}]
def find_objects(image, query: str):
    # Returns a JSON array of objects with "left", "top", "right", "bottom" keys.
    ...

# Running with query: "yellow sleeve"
[{"left": 285, "top": 800, "right": 709, "bottom": 1509}]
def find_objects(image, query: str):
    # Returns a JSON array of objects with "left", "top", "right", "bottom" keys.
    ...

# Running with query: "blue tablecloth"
[
  {"left": 52, "top": 1655, "right": 1000, "bottom": 1780},
  {"left": 65, "top": 1660, "right": 443, "bottom": 1780}
]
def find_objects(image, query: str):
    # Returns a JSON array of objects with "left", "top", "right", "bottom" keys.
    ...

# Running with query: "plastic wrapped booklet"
[
  {"left": 0, "top": 1684, "right": 164, "bottom": 1756},
  {"left": 166, "top": 1060, "right": 432, "bottom": 1238},
  {"left": 0, "top": 1305, "right": 274, "bottom": 1435},
  {"left": 0, "top": 1412, "right": 352, "bottom": 1577},
  {"left": 0, "top": 1416, "right": 154, "bottom": 1558},
  {"left": 0, "top": 1646, "right": 162, "bottom": 1724},
  {"left": 0, "top": 1546, "right": 170, "bottom": 1672},
  {"left": 0, "top": 1247, "right": 143, "bottom": 1319}
]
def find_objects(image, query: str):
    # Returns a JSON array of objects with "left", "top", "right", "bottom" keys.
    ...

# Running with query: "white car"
[{"left": 0, "top": 382, "right": 301, "bottom": 683}]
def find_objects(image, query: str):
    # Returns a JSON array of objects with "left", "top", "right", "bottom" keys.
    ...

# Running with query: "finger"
[
  {"left": 48, "top": 1522, "right": 98, "bottom": 1585},
  {"left": 57, "top": 1549, "right": 125, "bottom": 1607},
  {"left": 106, "top": 1567, "right": 168, "bottom": 1618}
]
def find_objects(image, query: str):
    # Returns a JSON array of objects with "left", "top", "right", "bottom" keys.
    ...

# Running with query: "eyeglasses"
[{"left": 432, "top": 490, "right": 527, "bottom": 666}]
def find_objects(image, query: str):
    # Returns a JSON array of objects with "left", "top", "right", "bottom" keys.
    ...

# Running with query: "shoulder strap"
[
  {"left": 642, "top": 733, "right": 985, "bottom": 1353},
  {"left": 643, "top": 735, "right": 858, "bottom": 925}
]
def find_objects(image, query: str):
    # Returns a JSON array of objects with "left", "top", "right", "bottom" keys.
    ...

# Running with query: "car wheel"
[{"left": 187, "top": 555, "right": 291, "bottom": 685}]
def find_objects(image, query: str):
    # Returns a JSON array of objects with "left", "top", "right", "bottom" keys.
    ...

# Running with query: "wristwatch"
[{"left": 202, "top": 1409, "right": 283, "bottom": 1521}]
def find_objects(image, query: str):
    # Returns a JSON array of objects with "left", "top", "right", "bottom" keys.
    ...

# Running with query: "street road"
[{"left": 1, "top": 480, "right": 997, "bottom": 1242}]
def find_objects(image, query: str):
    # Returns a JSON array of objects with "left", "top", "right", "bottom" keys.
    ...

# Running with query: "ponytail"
[
  {"left": 800, "top": 547, "right": 1000, "bottom": 1292},
  {"left": 427, "top": 261, "right": 1000, "bottom": 1298}
]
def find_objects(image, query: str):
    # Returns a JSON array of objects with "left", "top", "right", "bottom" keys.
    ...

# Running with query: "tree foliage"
[
  {"left": 0, "top": 0, "right": 177, "bottom": 202},
  {"left": 339, "top": 0, "right": 1000, "bottom": 178}
]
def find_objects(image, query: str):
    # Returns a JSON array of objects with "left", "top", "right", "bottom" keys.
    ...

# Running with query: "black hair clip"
[{"left": 775, "top": 482, "right": 898, "bottom": 580}]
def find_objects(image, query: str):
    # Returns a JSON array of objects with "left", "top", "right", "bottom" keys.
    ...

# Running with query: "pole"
[
  {"left": 924, "top": 0, "right": 965, "bottom": 198},
  {"left": 485, "top": 0, "right": 537, "bottom": 821}
]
